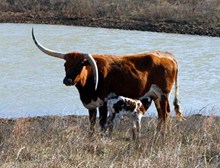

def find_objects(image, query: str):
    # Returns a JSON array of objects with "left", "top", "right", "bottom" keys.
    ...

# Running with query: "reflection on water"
[{"left": 0, "top": 23, "right": 219, "bottom": 118}]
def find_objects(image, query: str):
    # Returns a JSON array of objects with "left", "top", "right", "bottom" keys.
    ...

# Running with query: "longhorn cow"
[{"left": 32, "top": 28, "right": 185, "bottom": 134}]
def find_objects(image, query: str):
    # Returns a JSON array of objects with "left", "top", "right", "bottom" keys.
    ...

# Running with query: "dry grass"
[
  {"left": 0, "top": 114, "right": 219, "bottom": 167},
  {"left": 0, "top": 0, "right": 219, "bottom": 23}
]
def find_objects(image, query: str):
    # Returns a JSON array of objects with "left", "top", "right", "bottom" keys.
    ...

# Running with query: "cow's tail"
[{"left": 173, "top": 68, "right": 186, "bottom": 121}]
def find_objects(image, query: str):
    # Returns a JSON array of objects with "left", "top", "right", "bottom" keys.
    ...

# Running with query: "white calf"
[{"left": 107, "top": 95, "right": 152, "bottom": 140}]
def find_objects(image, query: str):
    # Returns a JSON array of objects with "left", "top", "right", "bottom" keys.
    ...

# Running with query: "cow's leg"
[
  {"left": 159, "top": 95, "right": 171, "bottom": 132},
  {"left": 154, "top": 98, "right": 163, "bottom": 131},
  {"left": 154, "top": 96, "right": 171, "bottom": 133},
  {"left": 99, "top": 104, "right": 108, "bottom": 133},
  {"left": 89, "top": 109, "right": 97, "bottom": 136}
]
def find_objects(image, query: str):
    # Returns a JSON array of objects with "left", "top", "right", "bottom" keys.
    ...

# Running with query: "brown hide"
[{"left": 65, "top": 51, "right": 177, "bottom": 100}]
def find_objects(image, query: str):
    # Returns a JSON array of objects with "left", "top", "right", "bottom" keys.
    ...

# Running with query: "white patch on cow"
[
  {"left": 140, "top": 84, "right": 169, "bottom": 101},
  {"left": 83, "top": 98, "right": 104, "bottom": 109}
]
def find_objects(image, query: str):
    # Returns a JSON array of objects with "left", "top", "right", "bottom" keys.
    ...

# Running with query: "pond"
[{"left": 0, "top": 23, "right": 219, "bottom": 118}]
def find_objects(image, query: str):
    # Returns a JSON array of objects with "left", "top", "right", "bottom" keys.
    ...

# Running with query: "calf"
[{"left": 106, "top": 94, "right": 152, "bottom": 140}]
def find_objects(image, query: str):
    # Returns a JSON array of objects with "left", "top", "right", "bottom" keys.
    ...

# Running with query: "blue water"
[{"left": 0, "top": 23, "right": 219, "bottom": 118}]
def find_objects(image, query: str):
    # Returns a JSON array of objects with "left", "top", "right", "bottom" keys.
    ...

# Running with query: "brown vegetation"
[
  {"left": 0, "top": 0, "right": 220, "bottom": 36},
  {"left": 0, "top": 115, "right": 219, "bottom": 167}
]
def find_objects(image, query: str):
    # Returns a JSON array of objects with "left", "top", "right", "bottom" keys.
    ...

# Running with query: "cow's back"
[{"left": 94, "top": 51, "right": 177, "bottom": 99}]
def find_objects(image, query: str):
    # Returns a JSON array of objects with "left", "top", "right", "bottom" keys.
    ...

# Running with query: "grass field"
[{"left": 0, "top": 114, "right": 219, "bottom": 167}]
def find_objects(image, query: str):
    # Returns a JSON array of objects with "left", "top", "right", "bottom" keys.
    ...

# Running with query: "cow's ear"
[
  {"left": 81, "top": 59, "right": 89, "bottom": 66},
  {"left": 74, "top": 60, "right": 88, "bottom": 73}
]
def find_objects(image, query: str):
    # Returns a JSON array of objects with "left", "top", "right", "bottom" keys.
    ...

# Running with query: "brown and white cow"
[
  {"left": 32, "top": 28, "right": 185, "bottom": 135},
  {"left": 106, "top": 94, "right": 152, "bottom": 140}
]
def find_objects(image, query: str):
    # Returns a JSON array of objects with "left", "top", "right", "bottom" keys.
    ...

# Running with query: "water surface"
[{"left": 0, "top": 23, "right": 219, "bottom": 118}]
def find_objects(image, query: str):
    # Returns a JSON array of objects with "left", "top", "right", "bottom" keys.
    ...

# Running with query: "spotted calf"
[{"left": 107, "top": 95, "right": 152, "bottom": 140}]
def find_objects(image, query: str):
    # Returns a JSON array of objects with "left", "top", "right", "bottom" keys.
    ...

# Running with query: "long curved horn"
[
  {"left": 32, "top": 28, "right": 65, "bottom": 59},
  {"left": 84, "top": 54, "right": 99, "bottom": 90}
]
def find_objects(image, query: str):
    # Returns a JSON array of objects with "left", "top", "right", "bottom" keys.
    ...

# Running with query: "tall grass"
[
  {"left": 0, "top": 114, "right": 219, "bottom": 167},
  {"left": 0, "top": 0, "right": 219, "bottom": 23}
]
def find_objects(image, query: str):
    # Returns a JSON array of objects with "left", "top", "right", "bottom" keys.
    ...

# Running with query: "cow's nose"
[{"left": 63, "top": 77, "right": 73, "bottom": 86}]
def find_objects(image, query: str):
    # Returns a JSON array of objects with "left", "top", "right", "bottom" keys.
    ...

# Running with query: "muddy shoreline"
[{"left": 0, "top": 12, "right": 219, "bottom": 37}]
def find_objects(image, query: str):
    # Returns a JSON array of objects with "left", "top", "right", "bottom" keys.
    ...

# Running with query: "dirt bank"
[{"left": 0, "top": 12, "right": 219, "bottom": 37}]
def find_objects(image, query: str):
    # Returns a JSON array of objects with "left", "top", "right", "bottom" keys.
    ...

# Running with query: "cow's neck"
[{"left": 75, "top": 69, "right": 103, "bottom": 109}]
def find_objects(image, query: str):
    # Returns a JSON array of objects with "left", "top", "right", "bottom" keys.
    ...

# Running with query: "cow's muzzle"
[{"left": 63, "top": 77, "right": 73, "bottom": 86}]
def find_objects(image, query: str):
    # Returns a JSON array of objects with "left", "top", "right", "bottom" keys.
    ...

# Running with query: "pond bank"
[{"left": 0, "top": 12, "right": 219, "bottom": 37}]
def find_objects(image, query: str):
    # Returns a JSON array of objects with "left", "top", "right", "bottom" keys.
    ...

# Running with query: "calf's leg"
[
  {"left": 89, "top": 109, "right": 97, "bottom": 136},
  {"left": 106, "top": 113, "right": 115, "bottom": 138},
  {"left": 132, "top": 115, "right": 142, "bottom": 140},
  {"left": 99, "top": 105, "right": 108, "bottom": 133}
]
